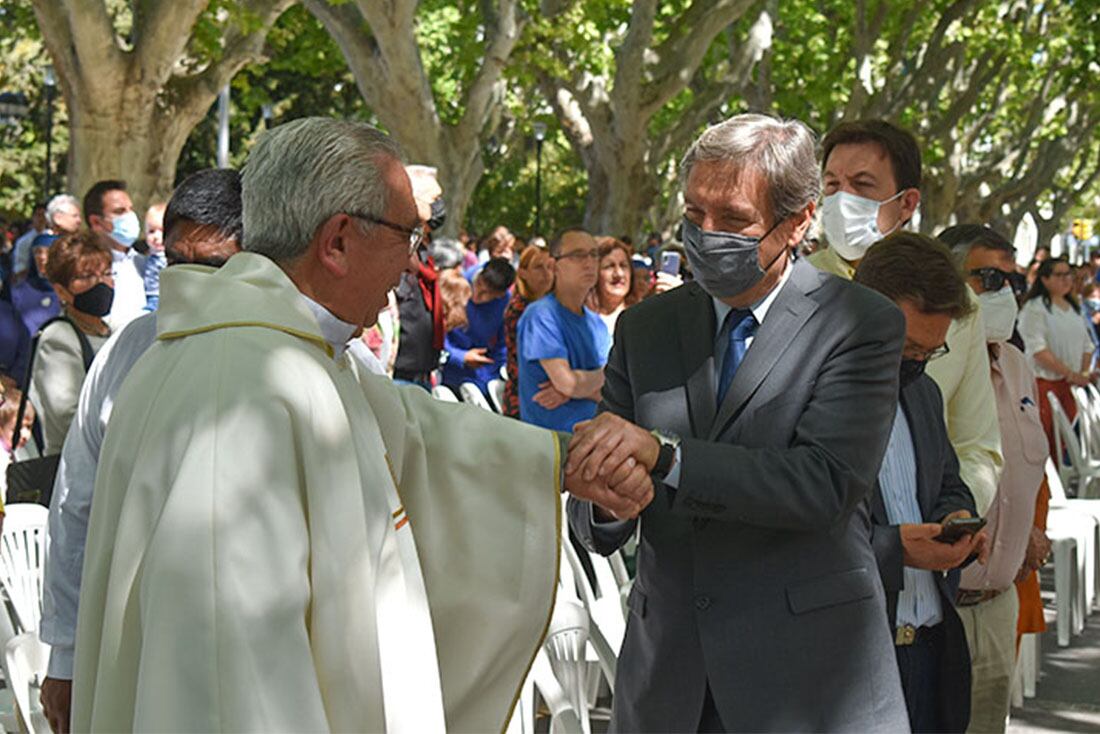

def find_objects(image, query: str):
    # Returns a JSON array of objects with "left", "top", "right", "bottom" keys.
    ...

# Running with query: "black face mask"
[
  {"left": 427, "top": 198, "right": 447, "bottom": 231},
  {"left": 72, "top": 282, "right": 114, "bottom": 317},
  {"left": 899, "top": 358, "right": 927, "bottom": 388}
]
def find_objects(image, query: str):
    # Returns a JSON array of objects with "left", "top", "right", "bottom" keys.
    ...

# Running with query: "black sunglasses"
[{"left": 970, "top": 267, "right": 1027, "bottom": 296}]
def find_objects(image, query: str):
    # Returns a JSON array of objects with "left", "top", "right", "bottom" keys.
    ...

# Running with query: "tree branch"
[
  {"left": 639, "top": 0, "right": 757, "bottom": 117},
  {"left": 455, "top": 0, "right": 525, "bottom": 147},
  {"left": 132, "top": 0, "right": 207, "bottom": 87}
]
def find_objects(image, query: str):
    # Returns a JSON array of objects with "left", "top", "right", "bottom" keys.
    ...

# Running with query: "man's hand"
[
  {"left": 900, "top": 523, "right": 984, "bottom": 571},
  {"left": 534, "top": 381, "right": 569, "bottom": 410},
  {"left": 653, "top": 272, "right": 683, "bottom": 294},
  {"left": 41, "top": 677, "right": 72, "bottom": 734},
  {"left": 463, "top": 348, "right": 494, "bottom": 368},
  {"left": 566, "top": 413, "right": 660, "bottom": 482},
  {"left": 1068, "top": 371, "right": 1091, "bottom": 387},
  {"left": 1023, "top": 526, "right": 1052, "bottom": 572},
  {"left": 564, "top": 461, "right": 654, "bottom": 520}
]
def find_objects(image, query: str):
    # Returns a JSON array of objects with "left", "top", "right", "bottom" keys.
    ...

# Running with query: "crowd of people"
[{"left": 0, "top": 111, "right": 1089, "bottom": 733}]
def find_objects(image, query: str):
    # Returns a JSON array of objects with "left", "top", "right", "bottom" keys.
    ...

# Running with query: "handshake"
[{"left": 563, "top": 413, "right": 659, "bottom": 520}]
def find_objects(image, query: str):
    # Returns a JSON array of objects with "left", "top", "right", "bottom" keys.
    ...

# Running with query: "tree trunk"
[{"left": 33, "top": 0, "right": 291, "bottom": 213}]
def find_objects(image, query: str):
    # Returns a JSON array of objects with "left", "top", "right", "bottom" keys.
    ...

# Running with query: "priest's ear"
[{"left": 312, "top": 213, "right": 361, "bottom": 277}]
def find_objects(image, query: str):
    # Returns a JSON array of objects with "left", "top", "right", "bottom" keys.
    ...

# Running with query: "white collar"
[
  {"left": 299, "top": 294, "right": 359, "bottom": 359},
  {"left": 712, "top": 257, "right": 794, "bottom": 335}
]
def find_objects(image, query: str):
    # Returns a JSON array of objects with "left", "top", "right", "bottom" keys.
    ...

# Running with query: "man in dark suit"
[
  {"left": 853, "top": 233, "right": 987, "bottom": 733},
  {"left": 565, "top": 113, "right": 911, "bottom": 731}
]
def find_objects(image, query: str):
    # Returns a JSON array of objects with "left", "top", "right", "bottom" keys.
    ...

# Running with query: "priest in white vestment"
[{"left": 72, "top": 118, "right": 653, "bottom": 732}]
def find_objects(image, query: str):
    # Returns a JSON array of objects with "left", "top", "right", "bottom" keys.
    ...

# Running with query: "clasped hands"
[{"left": 563, "top": 413, "right": 659, "bottom": 520}]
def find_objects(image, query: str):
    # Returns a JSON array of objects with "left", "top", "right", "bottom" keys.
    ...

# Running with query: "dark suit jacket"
[
  {"left": 871, "top": 374, "right": 976, "bottom": 733},
  {"left": 568, "top": 261, "right": 911, "bottom": 732}
]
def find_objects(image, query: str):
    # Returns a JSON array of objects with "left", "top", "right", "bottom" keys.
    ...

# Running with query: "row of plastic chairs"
[
  {"left": 432, "top": 378, "right": 509, "bottom": 415},
  {"left": 1050, "top": 386, "right": 1100, "bottom": 498},
  {"left": 507, "top": 497, "right": 633, "bottom": 734},
  {"left": 0, "top": 504, "right": 51, "bottom": 734},
  {"left": 1013, "top": 458, "right": 1100, "bottom": 707}
]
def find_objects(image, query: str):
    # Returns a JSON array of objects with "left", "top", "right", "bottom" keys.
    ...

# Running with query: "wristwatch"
[{"left": 650, "top": 429, "right": 681, "bottom": 479}]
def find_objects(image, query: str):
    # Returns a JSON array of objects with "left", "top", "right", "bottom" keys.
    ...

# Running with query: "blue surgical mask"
[
  {"left": 110, "top": 210, "right": 141, "bottom": 248},
  {"left": 680, "top": 216, "right": 787, "bottom": 299}
]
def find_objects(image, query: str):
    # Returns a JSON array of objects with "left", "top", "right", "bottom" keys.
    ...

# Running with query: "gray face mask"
[{"left": 681, "top": 216, "right": 787, "bottom": 299}]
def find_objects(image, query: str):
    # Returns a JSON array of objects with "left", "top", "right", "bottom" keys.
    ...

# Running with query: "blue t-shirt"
[{"left": 517, "top": 294, "right": 610, "bottom": 431}]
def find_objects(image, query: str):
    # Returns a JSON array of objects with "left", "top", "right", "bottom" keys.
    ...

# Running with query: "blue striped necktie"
[{"left": 717, "top": 309, "right": 757, "bottom": 406}]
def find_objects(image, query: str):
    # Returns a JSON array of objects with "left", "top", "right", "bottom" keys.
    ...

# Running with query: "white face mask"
[
  {"left": 978, "top": 285, "right": 1019, "bottom": 343},
  {"left": 820, "top": 190, "right": 905, "bottom": 261}
]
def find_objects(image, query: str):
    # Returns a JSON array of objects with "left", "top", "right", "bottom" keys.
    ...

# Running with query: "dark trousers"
[
  {"left": 895, "top": 624, "right": 944, "bottom": 733},
  {"left": 697, "top": 684, "right": 725, "bottom": 733}
]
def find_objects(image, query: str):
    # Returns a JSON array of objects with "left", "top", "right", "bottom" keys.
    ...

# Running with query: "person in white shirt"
[
  {"left": 1017, "top": 256, "right": 1095, "bottom": 457},
  {"left": 81, "top": 180, "right": 147, "bottom": 329}
]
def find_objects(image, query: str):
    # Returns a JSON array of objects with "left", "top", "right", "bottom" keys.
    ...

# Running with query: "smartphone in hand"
[
  {"left": 660, "top": 251, "right": 681, "bottom": 275},
  {"left": 934, "top": 517, "right": 986, "bottom": 543}
]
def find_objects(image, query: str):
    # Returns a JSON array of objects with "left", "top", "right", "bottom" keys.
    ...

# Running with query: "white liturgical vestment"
[{"left": 73, "top": 253, "right": 561, "bottom": 732}]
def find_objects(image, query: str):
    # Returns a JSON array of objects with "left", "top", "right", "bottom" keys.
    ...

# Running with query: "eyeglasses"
[
  {"left": 904, "top": 341, "right": 950, "bottom": 362},
  {"left": 347, "top": 212, "right": 425, "bottom": 255},
  {"left": 1049, "top": 270, "right": 1074, "bottom": 279},
  {"left": 557, "top": 248, "right": 600, "bottom": 261},
  {"left": 969, "top": 267, "right": 1027, "bottom": 297}
]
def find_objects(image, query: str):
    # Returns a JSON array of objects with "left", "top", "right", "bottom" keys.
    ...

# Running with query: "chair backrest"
[
  {"left": 1070, "top": 386, "right": 1098, "bottom": 460},
  {"left": 487, "top": 379, "right": 507, "bottom": 414},
  {"left": 459, "top": 382, "right": 493, "bottom": 411},
  {"left": 1046, "top": 457, "right": 1071, "bottom": 504},
  {"left": 0, "top": 504, "right": 48, "bottom": 633},
  {"left": 1048, "top": 392, "right": 1083, "bottom": 493},
  {"left": 544, "top": 600, "right": 592, "bottom": 734},
  {"left": 431, "top": 385, "right": 459, "bottom": 403},
  {"left": 3, "top": 631, "right": 49, "bottom": 734}
]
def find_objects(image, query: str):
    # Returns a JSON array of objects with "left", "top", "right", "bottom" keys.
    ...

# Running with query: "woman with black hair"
[{"left": 1018, "top": 256, "right": 1095, "bottom": 456}]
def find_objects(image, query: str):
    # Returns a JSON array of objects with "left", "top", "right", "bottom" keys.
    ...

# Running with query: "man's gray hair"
[
  {"left": 680, "top": 113, "right": 821, "bottom": 223},
  {"left": 45, "top": 194, "right": 79, "bottom": 227},
  {"left": 241, "top": 117, "right": 404, "bottom": 262}
]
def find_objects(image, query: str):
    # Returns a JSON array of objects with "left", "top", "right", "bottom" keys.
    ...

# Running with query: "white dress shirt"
[
  {"left": 107, "top": 248, "right": 148, "bottom": 330},
  {"left": 878, "top": 403, "right": 943, "bottom": 628}
]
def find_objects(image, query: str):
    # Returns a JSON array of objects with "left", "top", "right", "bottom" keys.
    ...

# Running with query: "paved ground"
[{"left": 1008, "top": 590, "right": 1100, "bottom": 733}]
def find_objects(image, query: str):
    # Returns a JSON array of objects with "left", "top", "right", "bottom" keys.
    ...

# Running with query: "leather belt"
[
  {"left": 894, "top": 624, "right": 939, "bottom": 646},
  {"left": 955, "top": 587, "right": 1006, "bottom": 607}
]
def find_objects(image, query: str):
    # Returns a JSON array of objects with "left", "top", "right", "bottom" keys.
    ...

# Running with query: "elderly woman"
[
  {"left": 29, "top": 230, "right": 114, "bottom": 454},
  {"left": 502, "top": 244, "right": 554, "bottom": 417},
  {"left": 592, "top": 237, "right": 638, "bottom": 334}
]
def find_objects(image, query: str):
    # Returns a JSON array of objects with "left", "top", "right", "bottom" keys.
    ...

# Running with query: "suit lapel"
[
  {"left": 709, "top": 264, "right": 820, "bottom": 441},
  {"left": 676, "top": 283, "right": 719, "bottom": 438},
  {"left": 901, "top": 384, "right": 936, "bottom": 519}
]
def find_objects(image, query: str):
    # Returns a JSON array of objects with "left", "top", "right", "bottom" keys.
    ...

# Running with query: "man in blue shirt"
[
  {"left": 517, "top": 229, "right": 610, "bottom": 431},
  {"left": 441, "top": 257, "right": 515, "bottom": 394}
]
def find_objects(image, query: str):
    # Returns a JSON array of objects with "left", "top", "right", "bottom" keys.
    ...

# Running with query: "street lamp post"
[
  {"left": 44, "top": 65, "right": 56, "bottom": 201},
  {"left": 533, "top": 122, "right": 547, "bottom": 236}
]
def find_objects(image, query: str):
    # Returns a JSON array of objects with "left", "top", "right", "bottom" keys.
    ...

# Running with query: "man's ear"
[
  {"left": 87, "top": 214, "right": 106, "bottom": 233},
  {"left": 313, "top": 214, "right": 357, "bottom": 277},
  {"left": 788, "top": 202, "right": 816, "bottom": 248},
  {"left": 899, "top": 189, "right": 921, "bottom": 225}
]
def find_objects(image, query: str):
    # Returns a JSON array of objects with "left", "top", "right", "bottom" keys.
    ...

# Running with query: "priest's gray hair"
[
  {"left": 681, "top": 113, "right": 821, "bottom": 224},
  {"left": 242, "top": 117, "right": 404, "bottom": 262}
]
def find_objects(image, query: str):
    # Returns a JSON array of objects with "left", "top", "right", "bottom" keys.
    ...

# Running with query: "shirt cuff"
[
  {"left": 588, "top": 499, "right": 632, "bottom": 530},
  {"left": 47, "top": 644, "right": 74, "bottom": 680},
  {"left": 662, "top": 445, "right": 683, "bottom": 489}
]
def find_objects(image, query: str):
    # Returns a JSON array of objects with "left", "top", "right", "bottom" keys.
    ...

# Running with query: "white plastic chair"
[
  {"left": 0, "top": 504, "right": 48, "bottom": 633},
  {"left": 488, "top": 378, "right": 507, "bottom": 414},
  {"left": 1049, "top": 393, "right": 1100, "bottom": 497},
  {"left": 431, "top": 385, "right": 459, "bottom": 402},
  {"left": 505, "top": 650, "right": 586, "bottom": 734},
  {"left": 543, "top": 600, "right": 592, "bottom": 734},
  {"left": 1046, "top": 530, "right": 1079, "bottom": 646},
  {"left": 1047, "top": 460, "right": 1100, "bottom": 613},
  {"left": 459, "top": 382, "right": 494, "bottom": 411},
  {"left": 3, "top": 632, "right": 49, "bottom": 734}
]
